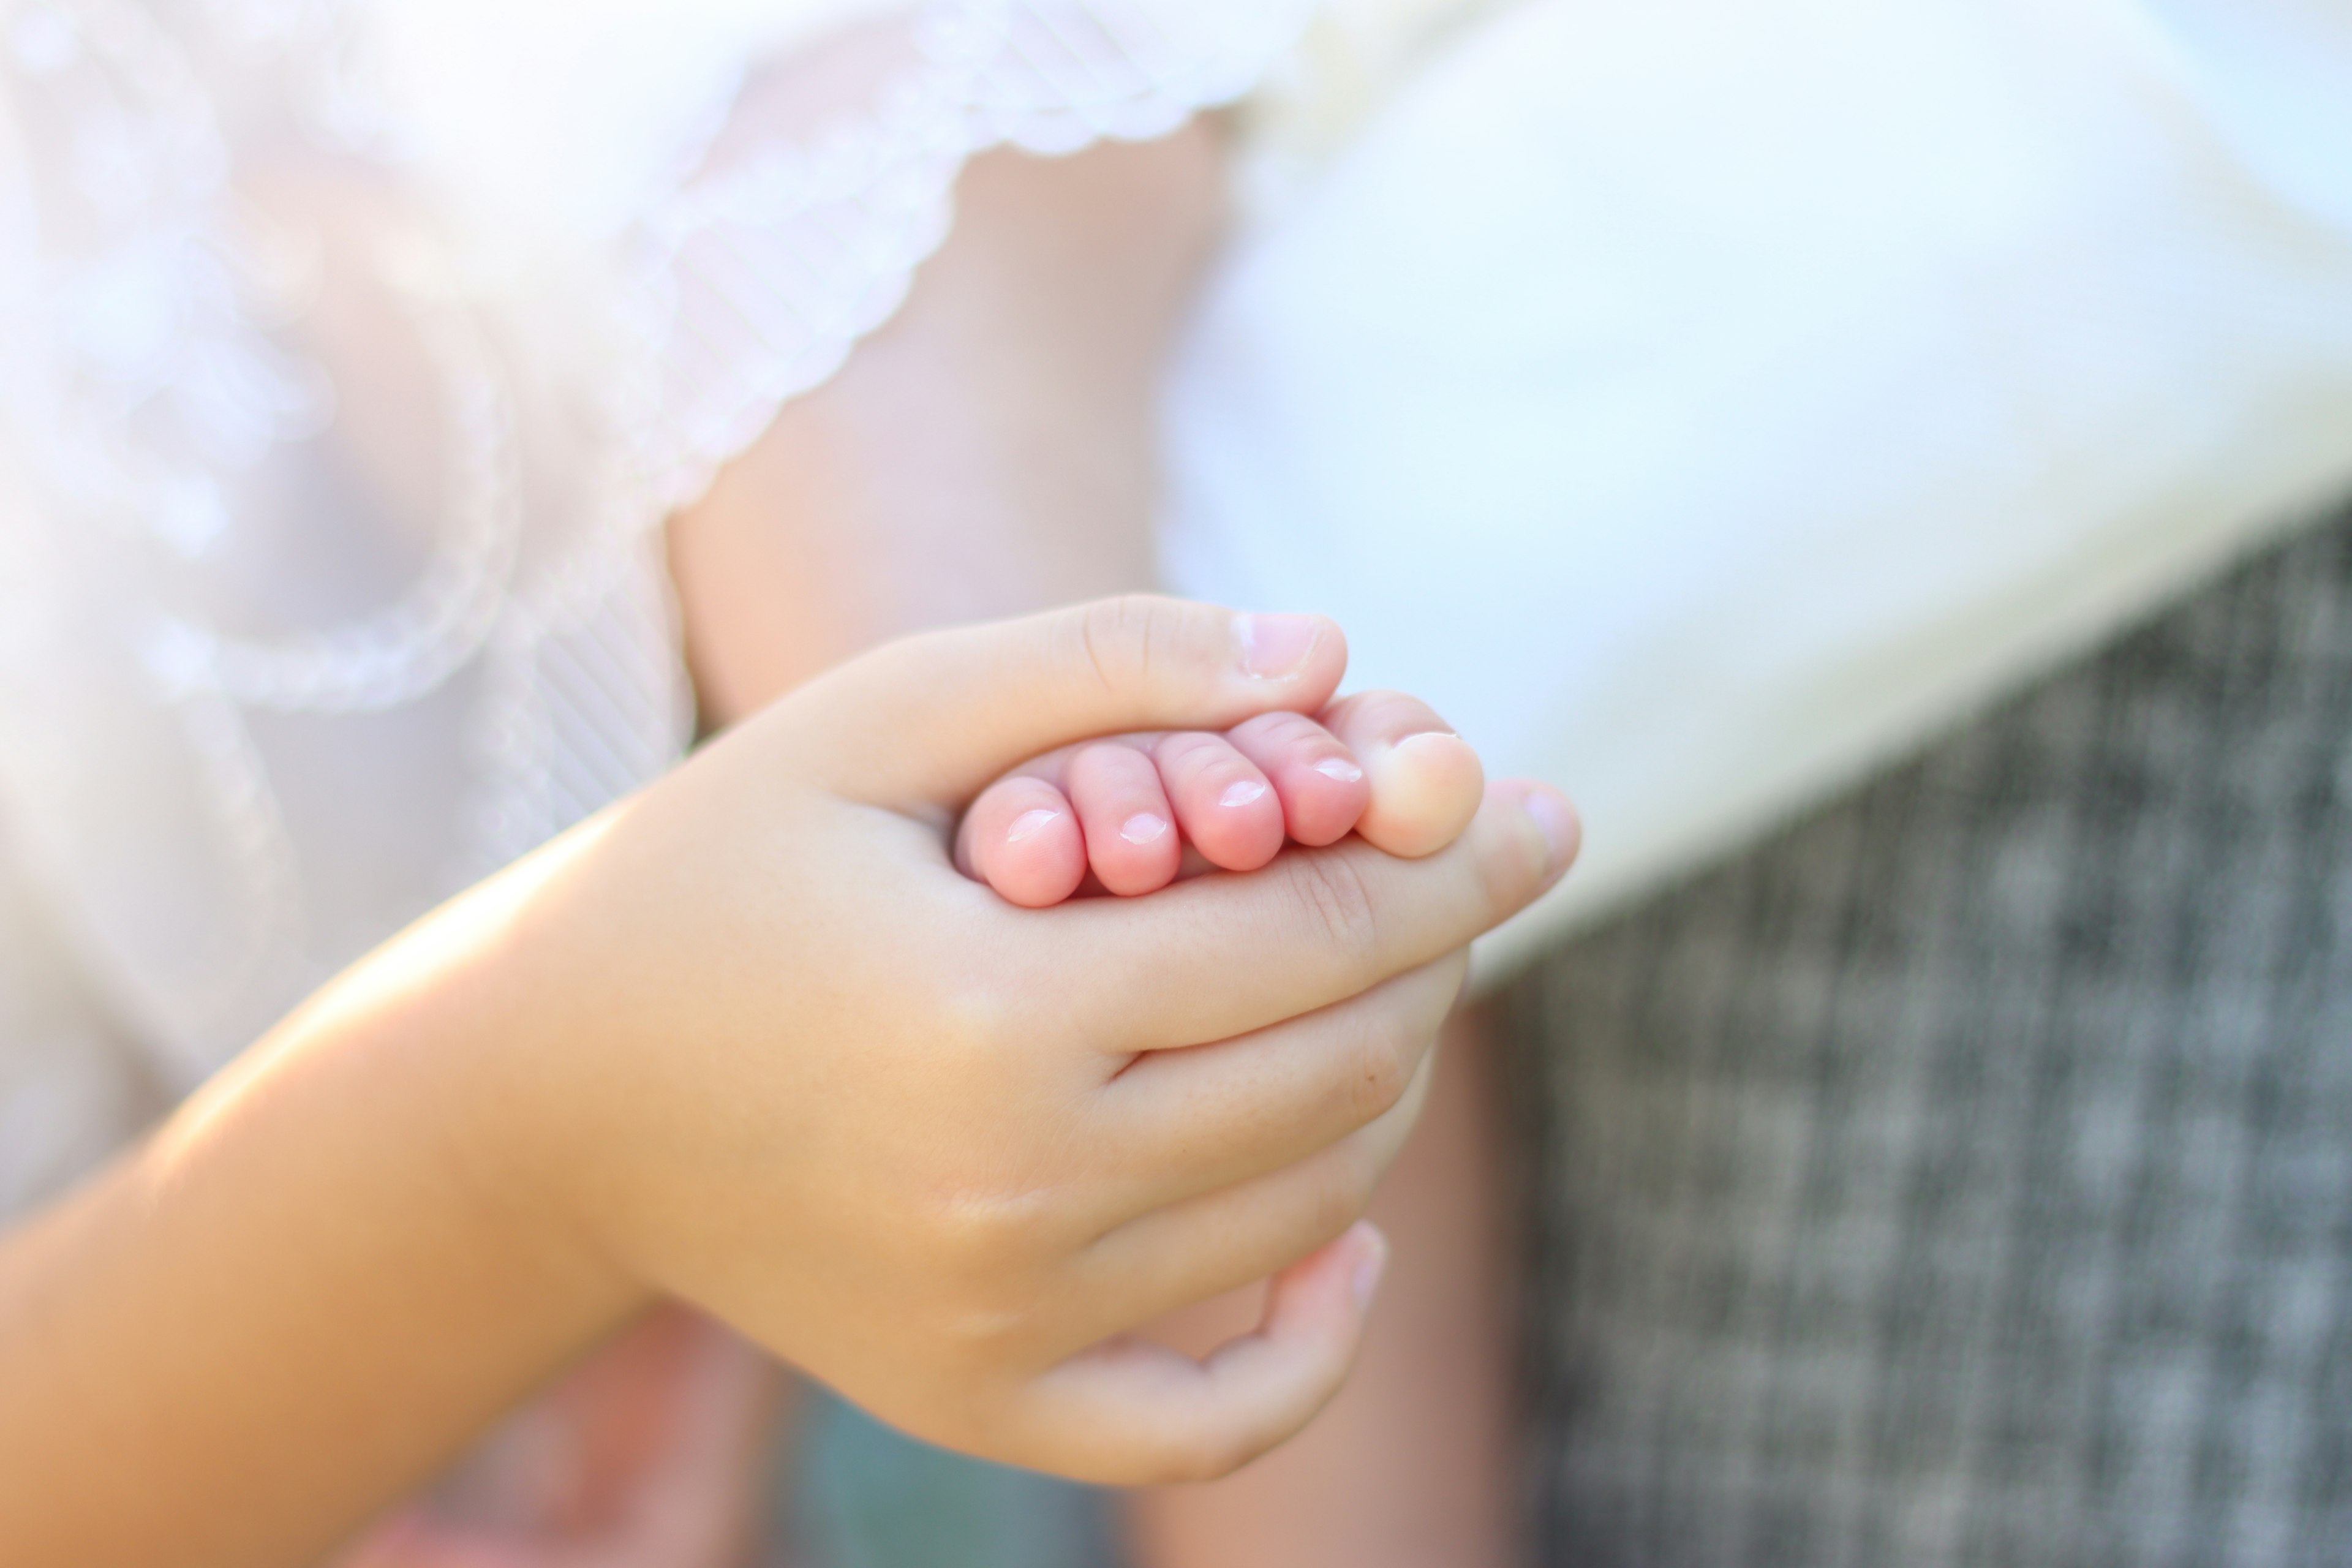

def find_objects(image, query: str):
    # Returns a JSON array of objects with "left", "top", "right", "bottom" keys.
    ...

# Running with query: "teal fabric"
[{"left": 772, "top": 1392, "right": 1117, "bottom": 1568}]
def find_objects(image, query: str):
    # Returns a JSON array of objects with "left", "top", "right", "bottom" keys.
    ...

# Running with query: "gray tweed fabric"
[{"left": 1504, "top": 504, "right": 2352, "bottom": 1567}]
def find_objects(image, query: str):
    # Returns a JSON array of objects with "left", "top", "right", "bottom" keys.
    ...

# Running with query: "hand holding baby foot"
[
  {"left": 957, "top": 712, "right": 1370, "bottom": 904},
  {"left": 473, "top": 598, "right": 1574, "bottom": 1488},
  {"left": 0, "top": 598, "right": 1579, "bottom": 1568},
  {"left": 959, "top": 691, "right": 1488, "bottom": 907}
]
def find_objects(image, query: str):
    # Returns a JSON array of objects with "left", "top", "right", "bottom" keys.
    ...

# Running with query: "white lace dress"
[{"left": 0, "top": 0, "right": 1310, "bottom": 1218}]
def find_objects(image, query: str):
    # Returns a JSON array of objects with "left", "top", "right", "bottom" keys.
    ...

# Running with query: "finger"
[
  {"left": 1090, "top": 954, "right": 1466, "bottom": 1216},
  {"left": 957, "top": 775, "right": 1086, "bottom": 907},
  {"left": 1153, "top": 733, "right": 1284, "bottom": 871},
  {"left": 1223, "top": 712, "right": 1370, "bottom": 848},
  {"left": 1026, "top": 781, "right": 1579, "bottom": 1052},
  {"left": 1068, "top": 742, "right": 1182, "bottom": 896},
  {"left": 1317, "top": 690, "right": 1486, "bottom": 858},
  {"left": 1065, "top": 1047, "right": 1433, "bottom": 1344},
  {"left": 782, "top": 598, "right": 1348, "bottom": 812},
  {"left": 1002, "top": 1223, "right": 1389, "bottom": 1485}
]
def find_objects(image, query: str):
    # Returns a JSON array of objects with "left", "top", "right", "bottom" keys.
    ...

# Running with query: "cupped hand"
[{"left": 432, "top": 597, "right": 1577, "bottom": 1484}]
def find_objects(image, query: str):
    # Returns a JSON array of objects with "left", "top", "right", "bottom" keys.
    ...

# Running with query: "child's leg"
[{"left": 1126, "top": 1006, "right": 1520, "bottom": 1568}]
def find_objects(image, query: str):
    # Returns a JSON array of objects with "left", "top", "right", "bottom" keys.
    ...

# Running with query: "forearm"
[
  {"left": 0, "top": 846, "right": 643, "bottom": 1568},
  {"left": 670, "top": 121, "right": 1229, "bottom": 723}
]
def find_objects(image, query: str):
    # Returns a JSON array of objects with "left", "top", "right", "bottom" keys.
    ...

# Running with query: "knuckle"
[
  {"left": 1076, "top": 594, "right": 1196, "bottom": 700},
  {"left": 937, "top": 1295, "right": 1042, "bottom": 1359},
  {"left": 1287, "top": 851, "right": 1382, "bottom": 968},
  {"left": 923, "top": 983, "right": 1023, "bottom": 1082},
  {"left": 1073, "top": 595, "right": 1146, "bottom": 697},
  {"left": 911, "top": 1189, "right": 1060, "bottom": 1329},
  {"left": 916, "top": 1186, "right": 1022, "bottom": 1271}
]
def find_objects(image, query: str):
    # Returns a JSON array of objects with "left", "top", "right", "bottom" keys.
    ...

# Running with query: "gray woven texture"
[{"left": 1504, "top": 505, "right": 2352, "bottom": 1567}]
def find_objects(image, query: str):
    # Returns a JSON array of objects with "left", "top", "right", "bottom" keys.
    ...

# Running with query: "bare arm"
[
  {"left": 0, "top": 850, "right": 641, "bottom": 1566},
  {"left": 669, "top": 123, "right": 1227, "bottom": 722}
]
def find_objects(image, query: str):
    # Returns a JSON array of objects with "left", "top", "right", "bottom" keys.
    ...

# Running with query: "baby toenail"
[
  {"left": 1313, "top": 758, "right": 1365, "bottom": 784},
  {"left": 1006, "top": 809, "right": 1061, "bottom": 844},
  {"left": 1219, "top": 780, "right": 1270, "bottom": 809},
  {"left": 1120, "top": 813, "right": 1170, "bottom": 845}
]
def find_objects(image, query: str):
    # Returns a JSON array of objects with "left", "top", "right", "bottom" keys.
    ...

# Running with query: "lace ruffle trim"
[{"left": 624, "top": 0, "right": 1314, "bottom": 514}]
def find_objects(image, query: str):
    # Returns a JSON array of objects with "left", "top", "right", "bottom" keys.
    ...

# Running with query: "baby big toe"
[{"left": 1322, "top": 692, "right": 1485, "bottom": 859}]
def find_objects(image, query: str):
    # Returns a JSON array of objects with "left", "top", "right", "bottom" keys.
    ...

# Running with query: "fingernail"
[
  {"left": 1006, "top": 809, "right": 1062, "bottom": 845},
  {"left": 1351, "top": 1226, "right": 1390, "bottom": 1310},
  {"left": 1522, "top": 788, "right": 1580, "bottom": 879},
  {"left": 1311, "top": 757, "right": 1365, "bottom": 784},
  {"left": 1120, "top": 813, "right": 1170, "bottom": 845},
  {"left": 1218, "top": 780, "right": 1269, "bottom": 809},
  {"left": 1236, "top": 612, "right": 1322, "bottom": 680}
]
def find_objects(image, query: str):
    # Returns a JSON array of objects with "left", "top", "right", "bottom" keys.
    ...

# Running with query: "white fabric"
[
  {"left": 1161, "top": 0, "right": 2352, "bottom": 983},
  {"left": 0, "top": 0, "right": 1306, "bottom": 1218}
]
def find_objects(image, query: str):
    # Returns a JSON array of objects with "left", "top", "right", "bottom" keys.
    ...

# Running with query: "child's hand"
[
  {"left": 957, "top": 693, "right": 1488, "bottom": 905},
  {"left": 470, "top": 600, "right": 1572, "bottom": 1485},
  {"left": 0, "top": 600, "right": 1580, "bottom": 1568}
]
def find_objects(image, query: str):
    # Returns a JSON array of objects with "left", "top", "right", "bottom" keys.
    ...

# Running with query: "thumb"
[{"left": 780, "top": 596, "right": 1348, "bottom": 810}]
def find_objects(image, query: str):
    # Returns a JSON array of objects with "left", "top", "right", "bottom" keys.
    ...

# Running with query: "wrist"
[{"left": 366, "top": 823, "right": 659, "bottom": 1338}]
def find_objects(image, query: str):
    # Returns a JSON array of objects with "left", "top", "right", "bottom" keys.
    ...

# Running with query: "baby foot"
[{"left": 956, "top": 692, "right": 1486, "bottom": 908}]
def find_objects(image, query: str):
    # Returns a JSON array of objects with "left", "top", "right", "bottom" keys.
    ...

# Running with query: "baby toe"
[
  {"left": 1154, "top": 733, "right": 1285, "bottom": 872},
  {"left": 1319, "top": 692, "right": 1485, "bottom": 859},
  {"left": 1227, "top": 712, "right": 1374, "bottom": 848},
  {"left": 1067, "top": 741, "right": 1182, "bottom": 896},
  {"left": 961, "top": 775, "right": 1087, "bottom": 907}
]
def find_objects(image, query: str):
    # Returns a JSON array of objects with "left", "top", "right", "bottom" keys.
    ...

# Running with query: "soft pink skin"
[
  {"left": 1067, "top": 742, "right": 1185, "bottom": 896},
  {"left": 1221, "top": 712, "right": 1373, "bottom": 848},
  {"left": 959, "top": 718, "right": 1369, "bottom": 906},
  {"left": 961, "top": 775, "right": 1089, "bottom": 908},
  {"left": 1152, "top": 733, "right": 1285, "bottom": 871}
]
